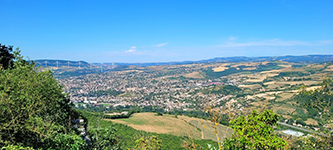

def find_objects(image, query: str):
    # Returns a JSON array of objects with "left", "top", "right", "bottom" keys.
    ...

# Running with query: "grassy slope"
[
  {"left": 109, "top": 113, "right": 233, "bottom": 142},
  {"left": 110, "top": 113, "right": 202, "bottom": 139},
  {"left": 81, "top": 111, "right": 218, "bottom": 150}
]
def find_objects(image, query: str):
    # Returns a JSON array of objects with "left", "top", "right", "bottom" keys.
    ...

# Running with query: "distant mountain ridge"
[
  {"left": 34, "top": 55, "right": 333, "bottom": 67},
  {"left": 205, "top": 55, "right": 333, "bottom": 63},
  {"left": 34, "top": 59, "right": 89, "bottom": 67}
]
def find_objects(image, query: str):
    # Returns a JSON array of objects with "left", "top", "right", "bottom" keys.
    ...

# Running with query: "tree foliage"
[
  {"left": 0, "top": 43, "right": 15, "bottom": 70},
  {"left": 88, "top": 127, "right": 120, "bottom": 150},
  {"left": 80, "top": 111, "right": 218, "bottom": 150},
  {"left": 133, "top": 135, "right": 162, "bottom": 150},
  {"left": 222, "top": 110, "right": 288, "bottom": 150},
  {"left": 299, "top": 77, "right": 333, "bottom": 123},
  {"left": 293, "top": 77, "right": 333, "bottom": 149},
  {"left": 0, "top": 48, "right": 83, "bottom": 149},
  {"left": 1, "top": 144, "right": 34, "bottom": 150}
]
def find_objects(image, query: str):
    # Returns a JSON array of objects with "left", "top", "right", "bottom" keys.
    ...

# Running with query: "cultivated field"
[
  {"left": 305, "top": 118, "right": 318, "bottom": 126},
  {"left": 108, "top": 113, "right": 232, "bottom": 141},
  {"left": 178, "top": 116, "right": 233, "bottom": 141},
  {"left": 183, "top": 71, "right": 204, "bottom": 78},
  {"left": 213, "top": 66, "right": 228, "bottom": 72}
]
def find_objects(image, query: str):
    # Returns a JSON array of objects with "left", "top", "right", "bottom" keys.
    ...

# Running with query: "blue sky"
[{"left": 1, "top": 0, "right": 332, "bottom": 63}]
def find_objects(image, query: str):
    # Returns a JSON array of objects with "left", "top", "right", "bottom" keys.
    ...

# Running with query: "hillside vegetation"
[
  {"left": 81, "top": 111, "right": 219, "bottom": 149},
  {"left": 109, "top": 112, "right": 233, "bottom": 141},
  {"left": 1, "top": 44, "right": 333, "bottom": 149},
  {"left": 0, "top": 47, "right": 88, "bottom": 149},
  {"left": 1, "top": 45, "right": 120, "bottom": 150}
]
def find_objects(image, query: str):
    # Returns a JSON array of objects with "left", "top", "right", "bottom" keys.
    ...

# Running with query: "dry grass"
[
  {"left": 282, "top": 115, "right": 293, "bottom": 119},
  {"left": 246, "top": 78, "right": 265, "bottom": 82},
  {"left": 178, "top": 116, "right": 233, "bottom": 141},
  {"left": 260, "top": 69, "right": 282, "bottom": 74},
  {"left": 231, "top": 62, "right": 258, "bottom": 68},
  {"left": 213, "top": 66, "right": 229, "bottom": 72},
  {"left": 266, "top": 84, "right": 281, "bottom": 90},
  {"left": 305, "top": 118, "right": 318, "bottom": 126},
  {"left": 246, "top": 93, "right": 276, "bottom": 101},
  {"left": 306, "top": 64, "right": 326, "bottom": 69},
  {"left": 263, "top": 81, "right": 276, "bottom": 85},
  {"left": 243, "top": 67, "right": 257, "bottom": 70},
  {"left": 305, "top": 86, "right": 321, "bottom": 91},
  {"left": 238, "top": 84, "right": 262, "bottom": 90},
  {"left": 244, "top": 73, "right": 279, "bottom": 82},
  {"left": 201, "top": 64, "right": 222, "bottom": 69},
  {"left": 280, "top": 67, "right": 304, "bottom": 72},
  {"left": 266, "top": 91, "right": 283, "bottom": 95},
  {"left": 308, "top": 73, "right": 327, "bottom": 80},
  {"left": 263, "top": 80, "right": 320, "bottom": 89},
  {"left": 324, "top": 65, "right": 333, "bottom": 71},
  {"left": 261, "top": 61, "right": 270, "bottom": 65},
  {"left": 244, "top": 74, "right": 266, "bottom": 82},
  {"left": 265, "top": 73, "right": 279, "bottom": 77},
  {"left": 271, "top": 105, "right": 296, "bottom": 115},
  {"left": 249, "top": 100, "right": 270, "bottom": 108},
  {"left": 244, "top": 72, "right": 279, "bottom": 83},
  {"left": 183, "top": 71, "right": 204, "bottom": 78},
  {"left": 278, "top": 64, "right": 292, "bottom": 68},
  {"left": 108, "top": 113, "right": 202, "bottom": 139},
  {"left": 277, "top": 81, "right": 319, "bottom": 86},
  {"left": 108, "top": 112, "right": 233, "bottom": 141},
  {"left": 275, "top": 93, "right": 295, "bottom": 102}
]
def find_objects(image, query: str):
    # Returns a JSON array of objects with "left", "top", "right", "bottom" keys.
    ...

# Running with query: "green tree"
[
  {"left": 43, "top": 132, "right": 87, "bottom": 150},
  {"left": 0, "top": 48, "right": 83, "bottom": 149},
  {"left": 222, "top": 110, "right": 288, "bottom": 150},
  {"left": 0, "top": 43, "right": 15, "bottom": 69},
  {"left": 1, "top": 144, "right": 34, "bottom": 150},
  {"left": 182, "top": 136, "right": 202, "bottom": 150},
  {"left": 294, "top": 77, "right": 333, "bottom": 149},
  {"left": 133, "top": 135, "right": 162, "bottom": 150},
  {"left": 299, "top": 77, "right": 333, "bottom": 123},
  {"left": 88, "top": 127, "right": 120, "bottom": 150}
]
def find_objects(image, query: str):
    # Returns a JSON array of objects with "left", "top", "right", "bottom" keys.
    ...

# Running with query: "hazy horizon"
[
  {"left": 31, "top": 54, "right": 333, "bottom": 64},
  {"left": 1, "top": 0, "right": 332, "bottom": 63}
]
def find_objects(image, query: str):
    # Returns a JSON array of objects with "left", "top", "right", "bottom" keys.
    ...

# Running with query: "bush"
[
  {"left": 44, "top": 132, "right": 87, "bottom": 150},
  {"left": 223, "top": 110, "right": 288, "bottom": 149},
  {"left": 88, "top": 127, "right": 120, "bottom": 150},
  {"left": 1, "top": 145, "right": 34, "bottom": 150},
  {"left": 0, "top": 47, "right": 83, "bottom": 149}
]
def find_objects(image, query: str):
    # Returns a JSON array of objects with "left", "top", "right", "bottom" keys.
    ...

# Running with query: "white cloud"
[
  {"left": 155, "top": 42, "right": 168, "bottom": 47},
  {"left": 228, "top": 36, "right": 238, "bottom": 41},
  {"left": 125, "top": 46, "right": 136, "bottom": 53},
  {"left": 319, "top": 40, "right": 333, "bottom": 44}
]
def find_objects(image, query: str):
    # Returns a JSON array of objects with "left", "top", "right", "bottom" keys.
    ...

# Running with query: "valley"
[{"left": 53, "top": 59, "right": 333, "bottom": 137}]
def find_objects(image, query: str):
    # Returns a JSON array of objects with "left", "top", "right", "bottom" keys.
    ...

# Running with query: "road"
[{"left": 277, "top": 122, "right": 314, "bottom": 133}]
